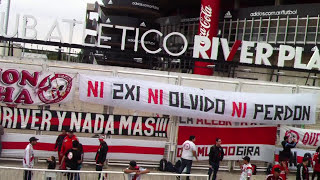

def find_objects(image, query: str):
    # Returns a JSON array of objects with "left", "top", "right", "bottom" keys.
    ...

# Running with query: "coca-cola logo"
[{"left": 199, "top": 5, "right": 213, "bottom": 37}]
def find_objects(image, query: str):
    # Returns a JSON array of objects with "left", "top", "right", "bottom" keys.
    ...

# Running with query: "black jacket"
[
  {"left": 296, "top": 163, "right": 309, "bottom": 180},
  {"left": 95, "top": 142, "right": 109, "bottom": 164},
  {"left": 281, "top": 140, "right": 296, "bottom": 159},
  {"left": 46, "top": 160, "right": 56, "bottom": 169},
  {"left": 55, "top": 134, "right": 67, "bottom": 152},
  {"left": 209, "top": 145, "right": 224, "bottom": 163}
]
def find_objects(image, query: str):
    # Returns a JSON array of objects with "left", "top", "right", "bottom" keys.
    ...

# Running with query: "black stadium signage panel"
[
  {"left": 101, "top": 0, "right": 160, "bottom": 11},
  {"left": 223, "top": 3, "right": 320, "bottom": 19}
]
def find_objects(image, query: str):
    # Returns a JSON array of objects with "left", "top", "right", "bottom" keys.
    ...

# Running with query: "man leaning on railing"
[{"left": 124, "top": 160, "right": 150, "bottom": 180}]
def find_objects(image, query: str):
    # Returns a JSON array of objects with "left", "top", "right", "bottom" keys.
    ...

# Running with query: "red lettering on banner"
[
  {"left": 198, "top": 147, "right": 209, "bottom": 157},
  {"left": 19, "top": 71, "right": 39, "bottom": 87},
  {"left": 1, "top": 69, "right": 19, "bottom": 84},
  {"left": 148, "top": 89, "right": 163, "bottom": 105},
  {"left": 240, "top": 123, "right": 258, "bottom": 126},
  {"left": 228, "top": 146, "right": 235, "bottom": 155},
  {"left": 87, "top": 81, "right": 103, "bottom": 98},
  {"left": 0, "top": 87, "right": 14, "bottom": 102},
  {"left": 14, "top": 89, "right": 33, "bottom": 104},
  {"left": 196, "top": 119, "right": 233, "bottom": 126},
  {"left": 232, "top": 102, "right": 247, "bottom": 118},
  {"left": 302, "top": 132, "right": 319, "bottom": 146},
  {"left": 315, "top": 133, "right": 320, "bottom": 146},
  {"left": 302, "top": 133, "right": 309, "bottom": 145},
  {"left": 100, "top": 82, "right": 104, "bottom": 98}
]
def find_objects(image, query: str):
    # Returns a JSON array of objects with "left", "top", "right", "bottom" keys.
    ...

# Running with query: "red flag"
[{"left": 193, "top": 0, "right": 221, "bottom": 75}]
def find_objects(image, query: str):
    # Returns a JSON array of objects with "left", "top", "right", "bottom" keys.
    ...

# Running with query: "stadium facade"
[{"left": 86, "top": 0, "right": 320, "bottom": 86}]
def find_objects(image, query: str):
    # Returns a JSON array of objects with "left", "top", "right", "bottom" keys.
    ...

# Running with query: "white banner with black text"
[{"left": 79, "top": 74, "right": 317, "bottom": 124}]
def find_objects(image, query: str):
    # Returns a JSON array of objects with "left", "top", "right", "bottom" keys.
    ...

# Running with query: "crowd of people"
[
  {"left": 22, "top": 129, "right": 149, "bottom": 180},
  {"left": 8, "top": 128, "right": 320, "bottom": 180}
]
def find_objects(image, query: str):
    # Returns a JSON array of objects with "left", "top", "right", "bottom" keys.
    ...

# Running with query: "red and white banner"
[
  {"left": 79, "top": 74, "right": 317, "bottom": 124},
  {"left": 1, "top": 133, "right": 166, "bottom": 161},
  {"left": 280, "top": 126, "right": 320, "bottom": 148},
  {"left": 194, "top": 0, "right": 221, "bottom": 75},
  {"left": 177, "top": 123, "right": 277, "bottom": 163},
  {"left": 275, "top": 147, "right": 314, "bottom": 171},
  {"left": 0, "top": 68, "right": 75, "bottom": 105},
  {"left": 0, "top": 106, "right": 169, "bottom": 137}
]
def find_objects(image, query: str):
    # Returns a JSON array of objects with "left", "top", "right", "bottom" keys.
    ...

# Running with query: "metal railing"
[{"left": 0, "top": 166, "right": 209, "bottom": 180}]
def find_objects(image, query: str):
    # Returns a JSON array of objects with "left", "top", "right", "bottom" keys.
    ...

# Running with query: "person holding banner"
[
  {"left": 296, "top": 157, "right": 309, "bottom": 180},
  {"left": 178, "top": 135, "right": 198, "bottom": 180},
  {"left": 208, "top": 138, "right": 224, "bottom": 180},
  {"left": 312, "top": 146, "right": 320, "bottom": 180},
  {"left": 280, "top": 136, "right": 297, "bottom": 162}
]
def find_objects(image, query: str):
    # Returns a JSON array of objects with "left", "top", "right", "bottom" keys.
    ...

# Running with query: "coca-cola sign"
[
  {"left": 199, "top": 5, "right": 213, "bottom": 38},
  {"left": 194, "top": 0, "right": 221, "bottom": 75}
]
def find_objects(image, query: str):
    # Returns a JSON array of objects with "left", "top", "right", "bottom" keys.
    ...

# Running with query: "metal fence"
[{"left": 0, "top": 166, "right": 209, "bottom": 180}]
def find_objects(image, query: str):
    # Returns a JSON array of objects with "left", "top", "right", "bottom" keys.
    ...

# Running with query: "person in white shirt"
[
  {"left": 238, "top": 156, "right": 253, "bottom": 180},
  {"left": 178, "top": 135, "right": 198, "bottom": 180},
  {"left": 124, "top": 160, "right": 150, "bottom": 180},
  {"left": 23, "top": 137, "right": 39, "bottom": 180}
]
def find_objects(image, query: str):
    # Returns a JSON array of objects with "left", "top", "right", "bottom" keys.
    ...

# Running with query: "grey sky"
[{"left": 0, "top": 0, "right": 102, "bottom": 46}]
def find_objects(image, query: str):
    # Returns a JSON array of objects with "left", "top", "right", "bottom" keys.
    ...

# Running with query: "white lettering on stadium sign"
[{"left": 2, "top": 13, "right": 320, "bottom": 71}]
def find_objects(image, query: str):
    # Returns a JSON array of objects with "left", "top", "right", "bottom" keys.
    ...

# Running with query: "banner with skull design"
[
  {"left": 0, "top": 68, "right": 75, "bottom": 105},
  {"left": 280, "top": 125, "right": 320, "bottom": 148}
]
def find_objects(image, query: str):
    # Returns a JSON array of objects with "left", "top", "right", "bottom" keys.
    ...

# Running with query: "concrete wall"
[{"left": 0, "top": 56, "right": 320, "bottom": 162}]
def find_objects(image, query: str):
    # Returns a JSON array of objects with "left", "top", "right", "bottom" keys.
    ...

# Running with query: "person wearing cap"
[
  {"left": 95, "top": 135, "right": 109, "bottom": 180},
  {"left": 23, "top": 137, "right": 39, "bottom": 180},
  {"left": 296, "top": 157, "right": 309, "bottom": 180},
  {"left": 60, "top": 129, "right": 78, "bottom": 170},
  {"left": 238, "top": 156, "right": 253, "bottom": 180},
  {"left": 124, "top": 160, "right": 150, "bottom": 180},
  {"left": 271, "top": 157, "right": 289, "bottom": 180},
  {"left": 266, "top": 168, "right": 283, "bottom": 180},
  {"left": 54, "top": 129, "right": 67, "bottom": 165}
]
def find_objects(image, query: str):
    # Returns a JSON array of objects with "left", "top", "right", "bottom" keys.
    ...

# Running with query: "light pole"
[
  {"left": 2, "top": 0, "right": 11, "bottom": 56},
  {"left": 68, "top": 19, "right": 77, "bottom": 62}
]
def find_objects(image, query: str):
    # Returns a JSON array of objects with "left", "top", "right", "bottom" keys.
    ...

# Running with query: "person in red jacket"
[
  {"left": 60, "top": 129, "right": 78, "bottom": 170},
  {"left": 271, "top": 158, "right": 289, "bottom": 180},
  {"left": 312, "top": 146, "right": 320, "bottom": 180}
]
